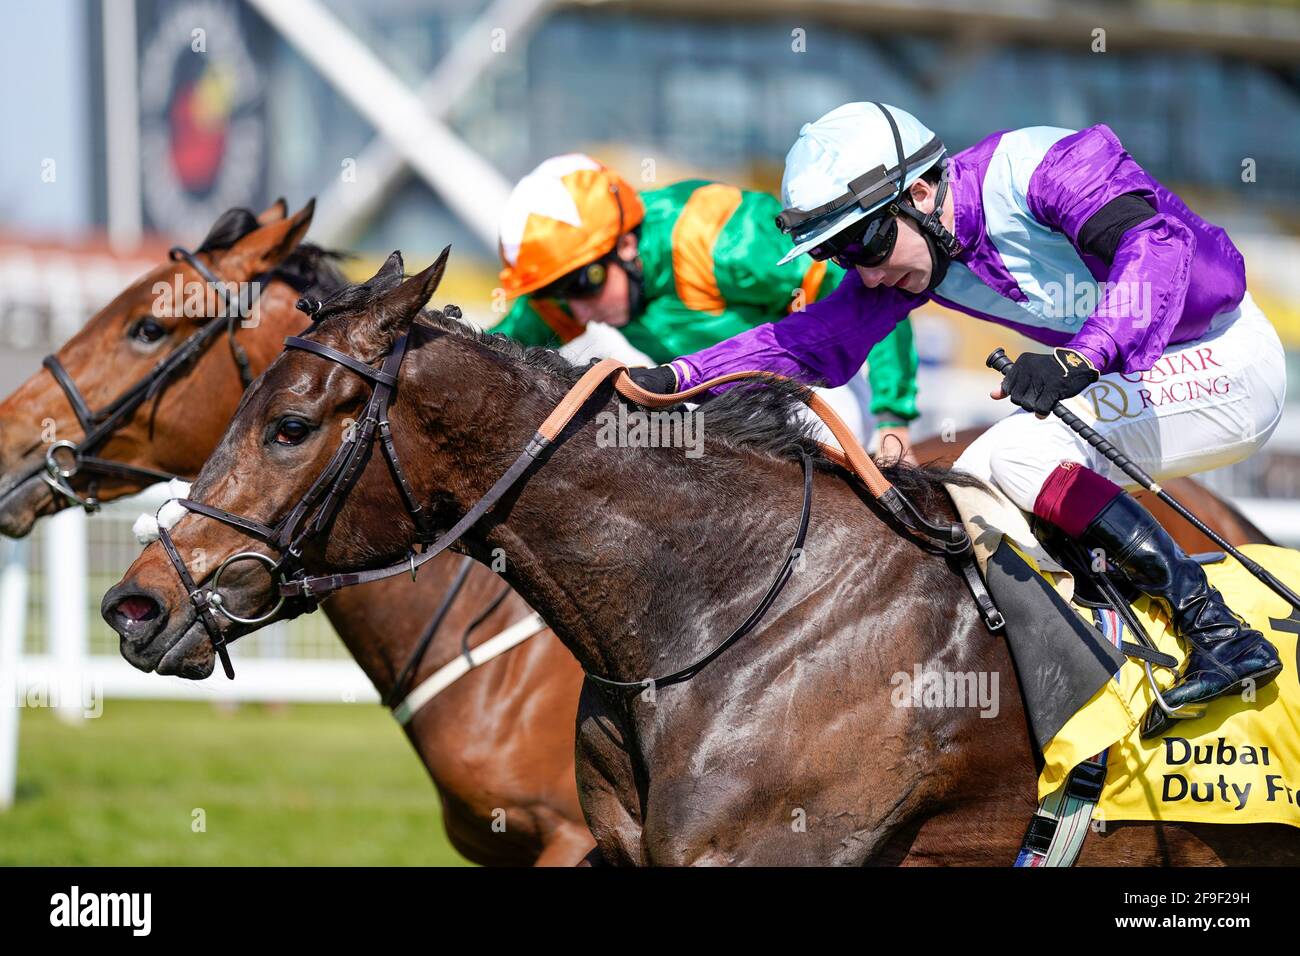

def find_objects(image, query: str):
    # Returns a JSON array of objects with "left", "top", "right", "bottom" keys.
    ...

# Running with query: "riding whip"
[{"left": 986, "top": 347, "right": 1300, "bottom": 612}]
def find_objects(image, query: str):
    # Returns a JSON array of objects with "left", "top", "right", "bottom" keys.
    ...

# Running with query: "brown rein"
[
  {"left": 580, "top": 359, "right": 893, "bottom": 498},
  {"left": 278, "top": 356, "right": 958, "bottom": 605},
  {"left": 163, "top": 329, "right": 1002, "bottom": 682}
]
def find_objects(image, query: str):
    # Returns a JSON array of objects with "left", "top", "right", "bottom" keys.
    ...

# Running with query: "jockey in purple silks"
[{"left": 628, "top": 102, "right": 1285, "bottom": 737}]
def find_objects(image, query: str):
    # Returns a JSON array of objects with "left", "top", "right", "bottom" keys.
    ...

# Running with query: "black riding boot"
[{"left": 1080, "top": 492, "right": 1282, "bottom": 738}]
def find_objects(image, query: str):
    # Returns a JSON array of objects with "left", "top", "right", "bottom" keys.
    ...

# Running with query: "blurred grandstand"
[{"left": 0, "top": 0, "right": 1298, "bottom": 853}]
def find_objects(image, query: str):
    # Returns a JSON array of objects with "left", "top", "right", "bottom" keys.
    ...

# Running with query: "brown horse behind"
[
  {"left": 911, "top": 431, "right": 1272, "bottom": 552},
  {"left": 0, "top": 203, "right": 589, "bottom": 865}
]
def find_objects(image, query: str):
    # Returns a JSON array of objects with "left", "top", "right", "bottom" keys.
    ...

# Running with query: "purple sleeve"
[
  {"left": 1028, "top": 125, "right": 1195, "bottom": 374},
  {"left": 1065, "top": 217, "right": 1194, "bottom": 374},
  {"left": 671, "top": 269, "right": 921, "bottom": 391}
]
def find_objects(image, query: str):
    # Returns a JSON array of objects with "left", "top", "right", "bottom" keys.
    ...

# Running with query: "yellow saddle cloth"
[{"left": 1040, "top": 544, "right": 1300, "bottom": 829}]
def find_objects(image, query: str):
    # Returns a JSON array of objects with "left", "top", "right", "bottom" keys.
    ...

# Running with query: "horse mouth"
[
  {"left": 0, "top": 471, "right": 51, "bottom": 538},
  {"left": 121, "top": 616, "right": 216, "bottom": 680}
]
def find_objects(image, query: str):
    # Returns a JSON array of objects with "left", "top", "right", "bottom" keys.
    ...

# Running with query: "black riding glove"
[
  {"left": 1001, "top": 347, "right": 1100, "bottom": 416},
  {"left": 627, "top": 365, "right": 678, "bottom": 394}
]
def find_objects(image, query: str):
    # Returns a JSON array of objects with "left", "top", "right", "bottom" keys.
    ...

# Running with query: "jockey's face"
[
  {"left": 562, "top": 232, "right": 638, "bottom": 328},
  {"left": 854, "top": 178, "right": 945, "bottom": 295}
]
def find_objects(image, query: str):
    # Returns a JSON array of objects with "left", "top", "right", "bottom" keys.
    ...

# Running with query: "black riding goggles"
[
  {"left": 536, "top": 254, "right": 614, "bottom": 301},
  {"left": 809, "top": 207, "right": 900, "bottom": 269}
]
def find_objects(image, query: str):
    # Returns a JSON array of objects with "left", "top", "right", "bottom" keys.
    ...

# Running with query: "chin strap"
[
  {"left": 890, "top": 162, "right": 961, "bottom": 292},
  {"left": 869, "top": 104, "right": 961, "bottom": 293},
  {"left": 619, "top": 254, "right": 646, "bottom": 320}
]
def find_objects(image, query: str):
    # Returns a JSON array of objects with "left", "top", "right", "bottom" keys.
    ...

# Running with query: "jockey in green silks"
[{"left": 492, "top": 152, "right": 919, "bottom": 453}]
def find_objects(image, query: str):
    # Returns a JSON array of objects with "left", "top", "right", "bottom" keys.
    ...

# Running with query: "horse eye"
[
  {"left": 273, "top": 418, "right": 312, "bottom": 446},
  {"left": 130, "top": 318, "right": 167, "bottom": 343}
]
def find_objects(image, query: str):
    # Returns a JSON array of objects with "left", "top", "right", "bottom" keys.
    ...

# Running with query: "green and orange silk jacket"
[{"left": 490, "top": 180, "right": 919, "bottom": 425}]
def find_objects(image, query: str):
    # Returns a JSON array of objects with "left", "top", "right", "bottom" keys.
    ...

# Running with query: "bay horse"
[
  {"left": 102, "top": 254, "right": 1300, "bottom": 865},
  {"left": 0, "top": 203, "right": 591, "bottom": 866}
]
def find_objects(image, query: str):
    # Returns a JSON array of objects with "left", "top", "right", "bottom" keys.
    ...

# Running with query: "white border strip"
[{"left": 392, "top": 613, "right": 547, "bottom": 726}]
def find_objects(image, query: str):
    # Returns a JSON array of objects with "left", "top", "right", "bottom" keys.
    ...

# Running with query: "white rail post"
[
  {"left": 44, "top": 508, "right": 87, "bottom": 724},
  {"left": 0, "top": 539, "right": 29, "bottom": 809}
]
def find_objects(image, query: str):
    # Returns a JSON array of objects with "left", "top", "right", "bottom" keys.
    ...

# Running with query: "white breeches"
[{"left": 955, "top": 292, "right": 1287, "bottom": 512}]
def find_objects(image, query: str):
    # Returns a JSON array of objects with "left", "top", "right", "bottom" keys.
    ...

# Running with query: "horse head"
[{"left": 0, "top": 199, "right": 323, "bottom": 536}]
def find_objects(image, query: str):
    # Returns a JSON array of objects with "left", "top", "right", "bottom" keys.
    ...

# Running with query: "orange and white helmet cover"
[{"left": 498, "top": 153, "right": 645, "bottom": 298}]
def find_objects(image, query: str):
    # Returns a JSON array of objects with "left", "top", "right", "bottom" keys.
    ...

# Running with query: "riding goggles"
[
  {"left": 535, "top": 254, "right": 613, "bottom": 301},
  {"left": 809, "top": 206, "right": 900, "bottom": 268}
]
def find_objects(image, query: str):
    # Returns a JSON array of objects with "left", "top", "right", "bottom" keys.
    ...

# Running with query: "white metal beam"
[
  {"left": 245, "top": 0, "right": 512, "bottom": 248},
  {"left": 314, "top": 0, "right": 554, "bottom": 246},
  {"left": 45, "top": 509, "right": 87, "bottom": 725},
  {"left": 0, "top": 540, "right": 28, "bottom": 810}
]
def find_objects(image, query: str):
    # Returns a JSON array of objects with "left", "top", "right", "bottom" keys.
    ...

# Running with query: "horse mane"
[
  {"left": 307, "top": 270, "right": 981, "bottom": 510},
  {"left": 278, "top": 244, "right": 349, "bottom": 298},
  {"left": 411, "top": 310, "right": 983, "bottom": 504},
  {"left": 195, "top": 205, "right": 350, "bottom": 298},
  {"left": 197, "top": 207, "right": 261, "bottom": 252}
]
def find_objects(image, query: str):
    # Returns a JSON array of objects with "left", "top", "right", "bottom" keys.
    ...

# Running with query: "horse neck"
[
  {"left": 398, "top": 337, "right": 826, "bottom": 682},
  {"left": 239, "top": 279, "right": 312, "bottom": 378},
  {"left": 318, "top": 558, "right": 474, "bottom": 700}
]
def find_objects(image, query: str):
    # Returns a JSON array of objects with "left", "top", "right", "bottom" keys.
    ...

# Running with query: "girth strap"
[{"left": 1015, "top": 756, "right": 1107, "bottom": 867}]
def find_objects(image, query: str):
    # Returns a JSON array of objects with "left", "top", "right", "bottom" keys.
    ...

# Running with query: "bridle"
[
  {"left": 9, "top": 247, "right": 272, "bottom": 514},
  {"left": 155, "top": 317, "right": 440, "bottom": 679},
  {"left": 151, "top": 312, "right": 1001, "bottom": 688}
]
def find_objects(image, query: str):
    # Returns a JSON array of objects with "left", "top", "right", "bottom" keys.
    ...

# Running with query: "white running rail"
[{"left": 0, "top": 485, "right": 380, "bottom": 812}]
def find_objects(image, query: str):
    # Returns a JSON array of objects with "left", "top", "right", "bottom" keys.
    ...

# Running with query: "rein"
[
  {"left": 154, "top": 320, "right": 1001, "bottom": 685},
  {"left": 11, "top": 247, "right": 285, "bottom": 514}
]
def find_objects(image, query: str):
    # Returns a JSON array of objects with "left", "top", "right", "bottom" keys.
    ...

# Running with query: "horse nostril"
[
  {"left": 117, "top": 595, "right": 160, "bottom": 623},
  {"left": 102, "top": 584, "right": 168, "bottom": 643}
]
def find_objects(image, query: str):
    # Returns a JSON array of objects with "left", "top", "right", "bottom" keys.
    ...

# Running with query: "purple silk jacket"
[{"left": 668, "top": 124, "right": 1247, "bottom": 390}]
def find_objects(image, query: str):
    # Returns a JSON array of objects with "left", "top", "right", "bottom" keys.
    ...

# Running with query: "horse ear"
[
  {"left": 257, "top": 198, "right": 288, "bottom": 224},
  {"left": 221, "top": 198, "right": 316, "bottom": 278},
  {"left": 359, "top": 247, "right": 451, "bottom": 352},
  {"left": 370, "top": 250, "right": 405, "bottom": 287}
]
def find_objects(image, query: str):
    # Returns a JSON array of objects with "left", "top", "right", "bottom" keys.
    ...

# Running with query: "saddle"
[{"left": 943, "top": 481, "right": 1300, "bottom": 863}]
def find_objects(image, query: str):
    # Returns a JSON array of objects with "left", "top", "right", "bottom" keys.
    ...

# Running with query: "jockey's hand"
[
  {"left": 872, "top": 425, "right": 917, "bottom": 465},
  {"left": 992, "top": 347, "right": 1099, "bottom": 417},
  {"left": 627, "top": 365, "right": 678, "bottom": 395}
]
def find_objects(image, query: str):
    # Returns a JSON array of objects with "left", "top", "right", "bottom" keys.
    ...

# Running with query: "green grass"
[{"left": 0, "top": 699, "right": 472, "bottom": 866}]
